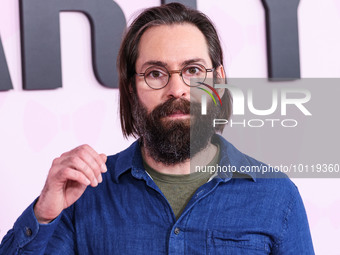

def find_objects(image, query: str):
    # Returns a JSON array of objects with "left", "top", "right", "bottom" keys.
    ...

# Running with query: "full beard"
[{"left": 133, "top": 95, "right": 221, "bottom": 165}]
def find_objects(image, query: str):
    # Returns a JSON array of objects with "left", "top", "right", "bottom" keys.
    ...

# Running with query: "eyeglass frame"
[{"left": 136, "top": 63, "right": 215, "bottom": 90}]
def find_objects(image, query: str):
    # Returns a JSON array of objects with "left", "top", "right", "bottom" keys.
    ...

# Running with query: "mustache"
[{"left": 150, "top": 98, "right": 191, "bottom": 120}]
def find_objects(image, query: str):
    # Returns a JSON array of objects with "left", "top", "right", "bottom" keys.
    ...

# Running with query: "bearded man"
[{"left": 0, "top": 3, "right": 314, "bottom": 254}]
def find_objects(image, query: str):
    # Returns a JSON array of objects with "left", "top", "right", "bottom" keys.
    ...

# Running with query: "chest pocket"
[{"left": 207, "top": 230, "right": 272, "bottom": 255}]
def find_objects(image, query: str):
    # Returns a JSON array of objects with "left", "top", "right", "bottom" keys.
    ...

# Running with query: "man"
[{"left": 0, "top": 3, "right": 314, "bottom": 254}]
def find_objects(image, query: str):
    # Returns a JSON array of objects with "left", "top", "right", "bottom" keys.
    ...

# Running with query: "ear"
[
  {"left": 215, "top": 65, "right": 226, "bottom": 79},
  {"left": 215, "top": 65, "right": 226, "bottom": 98}
]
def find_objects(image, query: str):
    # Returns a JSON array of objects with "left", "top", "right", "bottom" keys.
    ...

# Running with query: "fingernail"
[
  {"left": 97, "top": 174, "right": 103, "bottom": 183},
  {"left": 93, "top": 178, "right": 98, "bottom": 187},
  {"left": 101, "top": 164, "right": 107, "bottom": 173}
]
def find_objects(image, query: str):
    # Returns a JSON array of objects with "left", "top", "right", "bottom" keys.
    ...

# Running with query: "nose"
[{"left": 165, "top": 72, "right": 190, "bottom": 99}]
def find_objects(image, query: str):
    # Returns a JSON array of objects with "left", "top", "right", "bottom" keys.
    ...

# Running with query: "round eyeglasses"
[{"left": 136, "top": 63, "right": 214, "bottom": 90}]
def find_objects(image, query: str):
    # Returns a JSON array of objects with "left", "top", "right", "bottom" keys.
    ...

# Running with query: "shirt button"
[
  {"left": 174, "top": 227, "right": 180, "bottom": 235},
  {"left": 25, "top": 227, "right": 32, "bottom": 237}
]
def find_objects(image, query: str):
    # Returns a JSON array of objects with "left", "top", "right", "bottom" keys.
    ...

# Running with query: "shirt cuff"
[{"left": 13, "top": 198, "right": 62, "bottom": 250}]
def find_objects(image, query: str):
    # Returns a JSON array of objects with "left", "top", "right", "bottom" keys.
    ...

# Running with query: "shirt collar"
[
  {"left": 110, "top": 135, "right": 256, "bottom": 183},
  {"left": 212, "top": 134, "right": 257, "bottom": 182},
  {"left": 109, "top": 139, "right": 144, "bottom": 183}
]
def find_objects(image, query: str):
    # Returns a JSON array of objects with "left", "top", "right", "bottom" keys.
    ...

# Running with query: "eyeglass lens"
[{"left": 144, "top": 64, "right": 207, "bottom": 89}]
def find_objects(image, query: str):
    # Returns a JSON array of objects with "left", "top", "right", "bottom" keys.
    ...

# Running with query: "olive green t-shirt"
[{"left": 143, "top": 144, "right": 220, "bottom": 219}]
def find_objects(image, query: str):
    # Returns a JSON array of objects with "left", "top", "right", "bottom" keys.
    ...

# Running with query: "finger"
[
  {"left": 62, "top": 156, "right": 99, "bottom": 187},
  {"left": 99, "top": 154, "right": 107, "bottom": 172},
  {"left": 74, "top": 145, "right": 104, "bottom": 183},
  {"left": 57, "top": 167, "right": 91, "bottom": 187},
  {"left": 77, "top": 145, "right": 106, "bottom": 173}
]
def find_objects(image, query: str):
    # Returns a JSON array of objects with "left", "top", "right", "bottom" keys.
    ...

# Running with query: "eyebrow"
[{"left": 140, "top": 58, "right": 208, "bottom": 71}]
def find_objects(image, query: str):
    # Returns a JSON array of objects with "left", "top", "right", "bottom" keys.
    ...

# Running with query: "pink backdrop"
[{"left": 1, "top": 0, "right": 340, "bottom": 254}]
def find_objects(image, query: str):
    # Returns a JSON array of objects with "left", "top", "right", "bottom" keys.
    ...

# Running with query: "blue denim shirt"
[{"left": 0, "top": 135, "right": 314, "bottom": 254}]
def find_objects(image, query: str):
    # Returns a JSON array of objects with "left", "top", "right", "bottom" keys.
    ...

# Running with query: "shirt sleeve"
[
  {"left": 0, "top": 198, "right": 75, "bottom": 255},
  {"left": 272, "top": 186, "right": 315, "bottom": 255}
]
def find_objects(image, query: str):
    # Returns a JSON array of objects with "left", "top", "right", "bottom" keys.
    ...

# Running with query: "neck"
[{"left": 141, "top": 139, "right": 217, "bottom": 175}]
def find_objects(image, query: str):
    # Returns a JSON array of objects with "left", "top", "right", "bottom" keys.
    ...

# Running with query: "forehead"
[{"left": 136, "top": 23, "right": 211, "bottom": 69}]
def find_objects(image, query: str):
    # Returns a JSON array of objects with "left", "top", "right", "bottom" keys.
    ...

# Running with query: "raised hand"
[{"left": 34, "top": 144, "right": 107, "bottom": 224}]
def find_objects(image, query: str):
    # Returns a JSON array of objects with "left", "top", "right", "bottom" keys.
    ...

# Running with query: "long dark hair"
[{"left": 118, "top": 3, "right": 232, "bottom": 137}]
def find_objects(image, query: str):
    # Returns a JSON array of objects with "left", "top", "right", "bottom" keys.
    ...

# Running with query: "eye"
[
  {"left": 184, "top": 65, "right": 205, "bottom": 76},
  {"left": 149, "top": 71, "right": 161, "bottom": 78},
  {"left": 145, "top": 67, "right": 167, "bottom": 79}
]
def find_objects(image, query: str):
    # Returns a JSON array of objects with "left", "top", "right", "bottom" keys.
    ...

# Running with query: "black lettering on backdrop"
[
  {"left": 261, "top": 0, "right": 301, "bottom": 79},
  {"left": 0, "top": 36, "right": 13, "bottom": 91},
  {"left": 1, "top": 0, "right": 302, "bottom": 92},
  {"left": 19, "top": 0, "right": 126, "bottom": 90}
]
